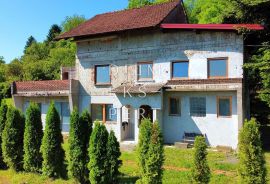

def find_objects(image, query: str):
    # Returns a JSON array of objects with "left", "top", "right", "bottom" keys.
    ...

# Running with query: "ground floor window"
[
  {"left": 190, "top": 97, "right": 206, "bottom": 117},
  {"left": 55, "top": 102, "right": 70, "bottom": 132},
  {"left": 217, "top": 96, "right": 232, "bottom": 117},
  {"left": 169, "top": 97, "right": 181, "bottom": 116},
  {"left": 91, "top": 104, "right": 117, "bottom": 122}
]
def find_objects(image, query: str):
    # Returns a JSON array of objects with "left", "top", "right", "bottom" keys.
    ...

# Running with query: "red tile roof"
[
  {"left": 57, "top": 0, "right": 186, "bottom": 39},
  {"left": 14, "top": 80, "right": 70, "bottom": 92}
]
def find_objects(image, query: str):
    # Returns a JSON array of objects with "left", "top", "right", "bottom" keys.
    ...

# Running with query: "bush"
[
  {"left": 88, "top": 121, "right": 109, "bottom": 184},
  {"left": 142, "top": 121, "right": 164, "bottom": 184},
  {"left": 68, "top": 108, "right": 91, "bottom": 183},
  {"left": 107, "top": 130, "right": 122, "bottom": 184},
  {"left": 1, "top": 107, "right": 25, "bottom": 171},
  {"left": 23, "top": 102, "right": 43, "bottom": 172},
  {"left": 40, "top": 102, "right": 65, "bottom": 178},
  {"left": 0, "top": 102, "right": 7, "bottom": 169},
  {"left": 238, "top": 118, "right": 266, "bottom": 184},
  {"left": 191, "top": 136, "right": 210, "bottom": 184},
  {"left": 137, "top": 118, "right": 152, "bottom": 175}
]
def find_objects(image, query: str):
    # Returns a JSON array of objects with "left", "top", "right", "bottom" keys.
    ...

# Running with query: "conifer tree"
[
  {"left": 88, "top": 122, "right": 109, "bottom": 184},
  {"left": 23, "top": 102, "right": 43, "bottom": 172},
  {"left": 68, "top": 108, "right": 91, "bottom": 183},
  {"left": 191, "top": 136, "right": 210, "bottom": 184},
  {"left": 1, "top": 107, "right": 25, "bottom": 171},
  {"left": 143, "top": 121, "right": 164, "bottom": 184},
  {"left": 40, "top": 102, "right": 65, "bottom": 178},
  {"left": 137, "top": 118, "right": 152, "bottom": 175},
  {"left": 238, "top": 118, "right": 266, "bottom": 184},
  {"left": 0, "top": 102, "right": 7, "bottom": 169},
  {"left": 107, "top": 130, "right": 122, "bottom": 184}
]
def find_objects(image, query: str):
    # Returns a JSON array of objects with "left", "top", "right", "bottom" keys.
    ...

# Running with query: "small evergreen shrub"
[
  {"left": 0, "top": 102, "right": 8, "bottom": 169},
  {"left": 191, "top": 136, "right": 210, "bottom": 184},
  {"left": 40, "top": 102, "right": 65, "bottom": 178},
  {"left": 1, "top": 107, "right": 25, "bottom": 171},
  {"left": 137, "top": 118, "right": 152, "bottom": 175},
  {"left": 88, "top": 121, "right": 109, "bottom": 184},
  {"left": 68, "top": 108, "right": 90, "bottom": 183},
  {"left": 23, "top": 102, "right": 43, "bottom": 172},
  {"left": 107, "top": 130, "right": 122, "bottom": 184},
  {"left": 238, "top": 118, "right": 266, "bottom": 184},
  {"left": 143, "top": 121, "right": 164, "bottom": 184}
]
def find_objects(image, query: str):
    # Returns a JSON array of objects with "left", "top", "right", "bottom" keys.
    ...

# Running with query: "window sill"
[
  {"left": 95, "top": 83, "right": 112, "bottom": 86},
  {"left": 169, "top": 114, "right": 181, "bottom": 117},
  {"left": 137, "top": 79, "right": 155, "bottom": 83},
  {"left": 217, "top": 116, "right": 232, "bottom": 118}
]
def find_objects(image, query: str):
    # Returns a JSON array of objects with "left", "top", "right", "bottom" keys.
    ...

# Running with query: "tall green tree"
[
  {"left": 191, "top": 136, "right": 210, "bottom": 184},
  {"left": 0, "top": 56, "right": 5, "bottom": 64},
  {"left": 238, "top": 118, "right": 266, "bottom": 184},
  {"left": 107, "top": 130, "right": 122, "bottom": 184},
  {"left": 128, "top": 0, "right": 170, "bottom": 9},
  {"left": 137, "top": 118, "right": 153, "bottom": 175},
  {"left": 143, "top": 122, "right": 164, "bottom": 184},
  {"left": 61, "top": 15, "right": 86, "bottom": 33},
  {"left": 24, "top": 36, "right": 37, "bottom": 53},
  {"left": 23, "top": 102, "right": 43, "bottom": 172},
  {"left": 88, "top": 122, "right": 109, "bottom": 184},
  {"left": 46, "top": 24, "right": 62, "bottom": 42},
  {"left": 68, "top": 108, "right": 91, "bottom": 183},
  {"left": 1, "top": 107, "right": 25, "bottom": 171},
  {"left": 40, "top": 102, "right": 65, "bottom": 178},
  {"left": 0, "top": 102, "right": 8, "bottom": 169}
]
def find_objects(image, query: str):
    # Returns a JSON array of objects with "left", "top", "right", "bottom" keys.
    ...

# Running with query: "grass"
[{"left": 0, "top": 132, "right": 268, "bottom": 183}]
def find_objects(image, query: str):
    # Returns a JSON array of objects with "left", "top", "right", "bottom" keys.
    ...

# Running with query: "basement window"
[
  {"left": 95, "top": 65, "right": 110, "bottom": 85},
  {"left": 91, "top": 104, "right": 117, "bottom": 122},
  {"left": 190, "top": 97, "right": 206, "bottom": 117},
  {"left": 217, "top": 97, "right": 232, "bottom": 117}
]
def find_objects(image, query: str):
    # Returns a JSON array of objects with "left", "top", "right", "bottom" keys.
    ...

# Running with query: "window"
[
  {"left": 91, "top": 104, "right": 117, "bottom": 122},
  {"left": 208, "top": 58, "right": 228, "bottom": 78},
  {"left": 217, "top": 97, "right": 232, "bottom": 117},
  {"left": 55, "top": 102, "right": 70, "bottom": 132},
  {"left": 169, "top": 97, "right": 181, "bottom": 116},
  {"left": 138, "top": 62, "right": 153, "bottom": 80},
  {"left": 172, "top": 61, "right": 189, "bottom": 78},
  {"left": 190, "top": 97, "right": 206, "bottom": 117},
  {"left": 95, "top": 65, "right": 110, "bottom": 84}
]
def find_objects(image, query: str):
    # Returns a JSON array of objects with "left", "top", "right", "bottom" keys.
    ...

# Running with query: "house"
[{"left": 12, "top": 0, "right": 263, "bottom": 149}]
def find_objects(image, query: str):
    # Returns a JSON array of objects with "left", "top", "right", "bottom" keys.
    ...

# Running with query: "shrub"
[
  {"left": 68, "top": 108, "right": 91, "bottom": 183},
  {"left": 191, "top": 136, "right": 210, "bottom": 184},
  {"left": 88, "top": 121, "right": 109, "bottom": 184},
  {"left": 143, "top": 121, "right": 164, "bottom": 184},
  {"left": 107, "top": 130, "right": 122, "bottom": 184},
  {"left": 1, "top": 107, "right": 25, "bottom": 171},
  {"left": 0, "top": 102, "right": 7, "bottom": 169},
  {"left": 238, "top": 118, "right": 266, "bottom": 184},
  {"left": 40, "top": 102, "right": 65, "bottom": 178},
  {"left": 23, "top": 102, "right": 43, "bottom": 172},
  {"left": 137, "top": 118, "right": 152, "bottom": 175}
]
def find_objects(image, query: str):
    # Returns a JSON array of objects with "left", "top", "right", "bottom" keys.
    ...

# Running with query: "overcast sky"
[{"left": 0, "top": 0, "right": 128, "bottom": 63}]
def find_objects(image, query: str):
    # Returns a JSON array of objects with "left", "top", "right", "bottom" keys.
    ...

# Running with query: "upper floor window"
[
  {"left": 172, "top": 61, "right": 189, "bottom": 79},
  {"left": 208, "top": 58, "right": 228, "bottom": 78},
  {"left": 217, "top": 97, "right": 232, "bottom": 117},
  {"left": 190, "top": 97, "right": 206, "bottom": 117},
  {"left": 169, "top": 97, "right": 181, "bottom": 116},
  {"left": 95, "top": 65, "right": 110, "bottom": 85},
  {"left": 137, "top": 62, "right": 153, "bottom": 80}
]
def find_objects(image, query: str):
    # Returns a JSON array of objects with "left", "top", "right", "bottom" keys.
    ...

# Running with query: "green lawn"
[{"left": 1, "top": 140, "right": 269, "bottom": 184}]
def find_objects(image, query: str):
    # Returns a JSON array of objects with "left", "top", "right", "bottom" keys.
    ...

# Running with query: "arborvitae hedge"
[
  {"left": 88, "top": 121, "right": 109, "bottom": 184},
  {"left": 107, "top": 130, "right": 122, "bottom": 184},
  {"left": 1, "top": 107, "right": 25, "bottom": 171},
  {"left": 137, "top": 118, "right": 152, "bottom": 175},
  {"left": 0, "top": 102, "right": 7, "bottom": 169},
  {"left": 23, "top": 102, "right": 43, "bottom": 172},
  {"left": 40, "top": 102, "right": 65, "bottom": 178},
  {"left": 238, "top": 118, "right": 266, "bottom": 184},
  {"left": 79, "top": 110, "right": 92, "bottom": 181},
  {"left": 143, "top": 121, "right": 164, "bottom": 184},
  {"left": 68, "top": 108, "right": 90, "bottom": 183},
  {"left": 191, "top": 136, "right": 210, "bottom": 184}
]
